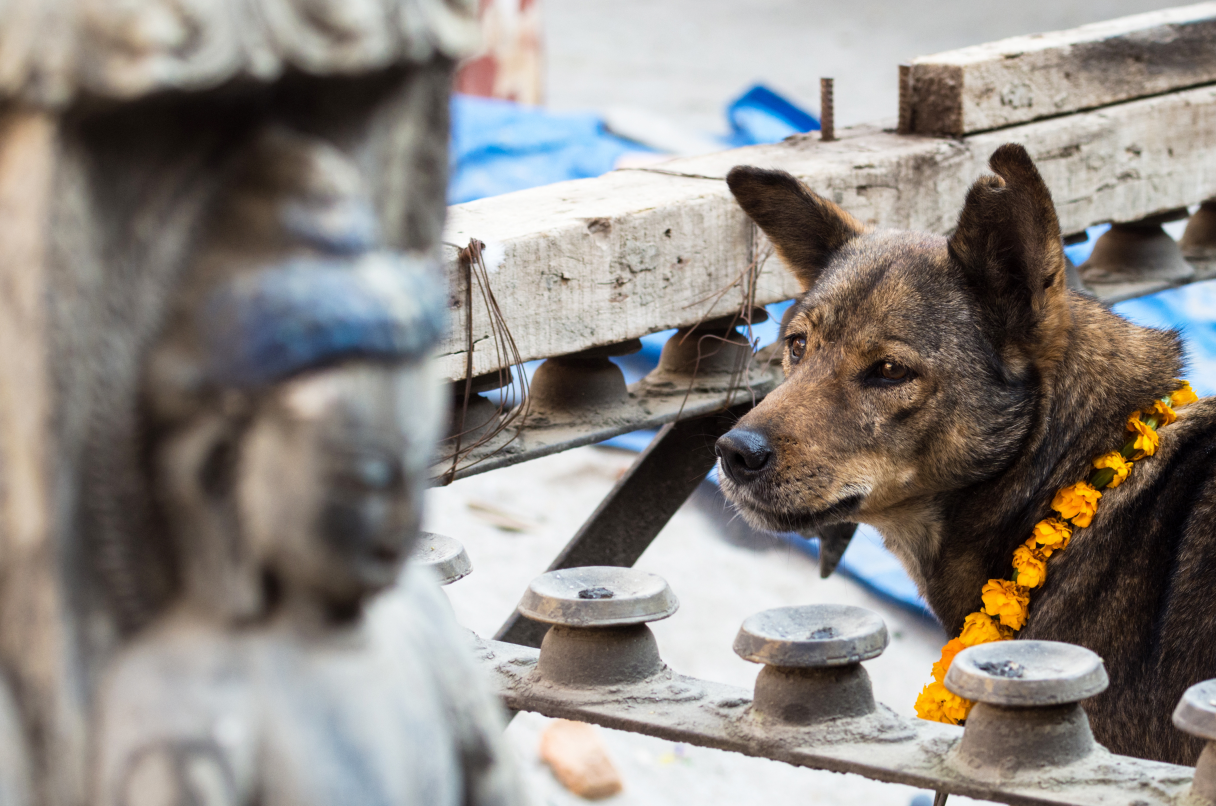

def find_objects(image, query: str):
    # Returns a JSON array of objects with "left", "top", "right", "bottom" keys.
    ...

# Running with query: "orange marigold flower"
[
  {"left": 1148, "top": 400, "right": 1177, "bottom": 427},
  {"left": 982, "top": 579, "right": 1031, "bottom": 630},
  {"left": 1031, "top": 518, "right": 1072, "bottom": 555},
  {"left": 1012, "top": 544, "right": 1048, "bottom": 588},
  {"left": 959, "top": 611, "right": 1013, "bottom": 647},
  {"left": 914, "top": 683, "right": 945, "bottom": 721},
  {"left": 1126, "top": 414, "right": 1159, "bottom": 460},
  {"left": 914, "top": 681, "right": 973, "bottom": 724},
  {"left": 932, "top": 638, "right": 967, "bottom": 684},
  {"left": 1051, "top": 481, "right": 1102, "bottom": 527},
  {"left": 1171, "top": 381, "right": 1199, "bottom": 408},
  {"left": 1092, "top": 451, "right": 1132, "bottom": 488},
  {"left": 938, "top": 688, "right": 972, "bottom": 723}
]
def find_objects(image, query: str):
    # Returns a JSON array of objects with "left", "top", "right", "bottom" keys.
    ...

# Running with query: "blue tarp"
[
  {"left": 449, "top": 95, "right": 643, "bottom": 204},
  {"left": 449, "top": 83, "right": 819, "bottom": 205}
]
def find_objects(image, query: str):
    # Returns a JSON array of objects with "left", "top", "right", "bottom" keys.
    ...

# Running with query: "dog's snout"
[{"left": 715, "top": 428, "right": 773, "bottom": 483}]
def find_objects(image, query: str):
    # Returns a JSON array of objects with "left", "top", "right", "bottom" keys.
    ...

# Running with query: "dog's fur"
[{"left": 718, "top": 144, "right": 1216, "bottom": 766}]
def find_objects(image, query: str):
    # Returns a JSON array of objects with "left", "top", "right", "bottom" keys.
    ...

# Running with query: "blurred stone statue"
[
  {"left": 91, "top": 130, "right": 523, "bottom": 806},
  {"left": 0, "top": 0, "right": 524, "bottom": 803},
  {"left": 0, "top": 678, "right": 30, "bottom": 806}
]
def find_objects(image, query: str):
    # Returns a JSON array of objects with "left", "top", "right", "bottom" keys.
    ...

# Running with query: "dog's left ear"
[{"left": 948, "top": 144, "right": 1068, "bottom": 355}]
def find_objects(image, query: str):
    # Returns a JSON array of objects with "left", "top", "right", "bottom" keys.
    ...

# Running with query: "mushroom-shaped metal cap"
[
  {"left": 1173, "top": 679, "right": 1216, "bottom": 741},
  {"left": 410, "top": 532, "right": 472, "bottom": 585},
  {"left": 517, "top": 567, "right": 679, "bottom": 627},
  {"left": 733, "top": 605, "right": 889, "bottom": 667},
  {"left": 945, "top": 640, "right": 1108, "bottom": 707}
]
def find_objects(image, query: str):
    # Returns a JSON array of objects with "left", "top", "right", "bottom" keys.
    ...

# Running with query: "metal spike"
[{"left": 933, "top": 790, "right": 949, "bottom": 806}]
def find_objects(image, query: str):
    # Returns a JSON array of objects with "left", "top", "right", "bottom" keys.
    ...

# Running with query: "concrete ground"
[
  {"left": 543, "top": 0, "right": 1185, "bottom": 133},
  {"left": 426, "top": 446, "right": 964, "bottom": 806}
]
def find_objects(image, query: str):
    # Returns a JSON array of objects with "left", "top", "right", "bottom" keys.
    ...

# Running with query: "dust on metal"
[
  {"left": 481, "top": 573, "right": 1199, "bottom": 806},
  {"left": 410, "top": 532, "right": 473, "bottom": 585}
]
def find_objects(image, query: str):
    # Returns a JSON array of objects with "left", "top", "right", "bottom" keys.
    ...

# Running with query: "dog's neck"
[{"left": 885, "top": 292, "right": 1183, "bottom": 633}]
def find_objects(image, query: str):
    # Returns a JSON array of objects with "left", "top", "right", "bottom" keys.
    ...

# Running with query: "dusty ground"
[
  {"left": 426, "top": 446, "right": 970, "bottom": 806},
  {"left": 543, "top": 0, "right": 1185, "bottom": 132}
]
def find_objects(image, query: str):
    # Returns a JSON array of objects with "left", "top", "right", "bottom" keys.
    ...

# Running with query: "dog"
[{"left": 715, "top": 143, "right": 1216, "bottom": 766}]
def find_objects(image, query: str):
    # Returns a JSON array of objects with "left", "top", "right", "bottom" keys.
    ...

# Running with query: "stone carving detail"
[
  {"left": 0, "top": 0, "right": 479, "bottom": 106},
  {"left": 0, "top": 677, "right": 31, "bottom": 806},
  {"left": 91, "top": 129, "right": 522, "bottom": 805}
]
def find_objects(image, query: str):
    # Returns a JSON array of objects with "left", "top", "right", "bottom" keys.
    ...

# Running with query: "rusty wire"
[{"left": 437, "top": 238, "right": 531, "bottom": 484}]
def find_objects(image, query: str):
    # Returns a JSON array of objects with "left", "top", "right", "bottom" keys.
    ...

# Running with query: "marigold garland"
[{"left": 914, "top": 381, "right": 1198, "bottom": 725}]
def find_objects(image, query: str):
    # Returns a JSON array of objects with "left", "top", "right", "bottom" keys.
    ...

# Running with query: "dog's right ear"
[{"left": 727, "top": 166, "right": 865, "bottom": 291}]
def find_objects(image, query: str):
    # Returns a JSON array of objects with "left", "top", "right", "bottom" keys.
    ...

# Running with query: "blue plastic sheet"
[
  {"left": 449, "top": 84, "right": 818, "bottom": 205},
  {"left": 725, "top": 84, "right": 820, "bottom": 147},
  {"left": 449, "top": 95, "right": 644, "bottom": 204}
]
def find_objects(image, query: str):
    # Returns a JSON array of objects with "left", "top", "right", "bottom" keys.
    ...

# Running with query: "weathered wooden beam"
[
  {"left": 440, "top": 83, "right": 1216, "bottom": 381},
  {"left": 903, "top": 2, "right": 1216, "bottom": 136}
]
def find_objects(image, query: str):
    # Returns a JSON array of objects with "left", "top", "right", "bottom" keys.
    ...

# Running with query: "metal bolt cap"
[
  {"left": 517, "top": 566, "right": 679, "bottom": 627},
  {"left": 410, "top": 532, "right": 472, "bottom": 585},
  {"left": 733, "top": 605, "right": 889, "bottom": 667},
  {"left": 1173, "top": 679, "right": 1216, "bottom": 741},
  {"left": 945, "top": 640, "right": 1108, "bottom": 707}
]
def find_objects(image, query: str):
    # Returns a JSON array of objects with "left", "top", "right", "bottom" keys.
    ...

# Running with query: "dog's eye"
[
  {"left": 867, "top": 360, "right": 914, "bottom": 385},
  {"left": 788, "top": 335, "right": 807, "bottom": 364},
  {"left": 880, "top": 361, "right": 908, "bottom": 380}
]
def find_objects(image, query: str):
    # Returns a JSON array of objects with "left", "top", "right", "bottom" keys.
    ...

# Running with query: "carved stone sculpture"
[
  {"left": 0, "top": 2, "right": 517, "bottom": 804},
  {"left": 91, "top": 129, "right": 522, "bottom": 805}
]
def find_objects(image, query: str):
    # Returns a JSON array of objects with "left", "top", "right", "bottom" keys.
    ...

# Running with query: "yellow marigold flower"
[
  {"left": 1031, "top": 518, "right": 1072, "bottom": 555},
  {"left": 932, "top": 638, "right": 967, "bottom": 684},
  {"left": 938, "top": 687, "right": 972, "bottom": 723},
  {"left": 914, "top": 683, "right": 945, "bottom": 721},
  {"left": 1148, "top": 400, "right": 1177, "bottom": 427},
  {"left": 1171, "top": 381, "right": 1199, "bottom": 408},
  {"left": 982, "top": 579, "right": 1031, "bottom": 630},
  {"left": 914, "top": 681, "right": 973, "bottom": 725},
  {"left": 1052, "top": 481, "right": 1101, "bottom": 527},
  {"left": 959, "top": 611, "right": 1013, "bottom": 647},
  {"left": 1012, "top": 544, "right": 1048, "bottom": 588},
  {"left": 1126, "top": 414, "right": 1160, "bottom": 460},
  {"left": 1092, "top": 451, "right": 1132, "bottom": 488}
]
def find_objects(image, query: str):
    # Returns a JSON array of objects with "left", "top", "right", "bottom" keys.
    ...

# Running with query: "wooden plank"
[
  {"left": 440, "top": 83, "right": 1216, "bottom": 381},
  {"left": 903, "top": 3, "right": 1216, "bottom": 136}
]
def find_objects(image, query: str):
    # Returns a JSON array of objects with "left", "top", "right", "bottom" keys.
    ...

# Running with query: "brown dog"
[{"left": 716, "top": 143, "right": 1216, "bottom": 765}]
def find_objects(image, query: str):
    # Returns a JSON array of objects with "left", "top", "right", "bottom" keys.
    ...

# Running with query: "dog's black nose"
[{"left": 715, "top": 427, "right": 773, "bottom": 482}]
